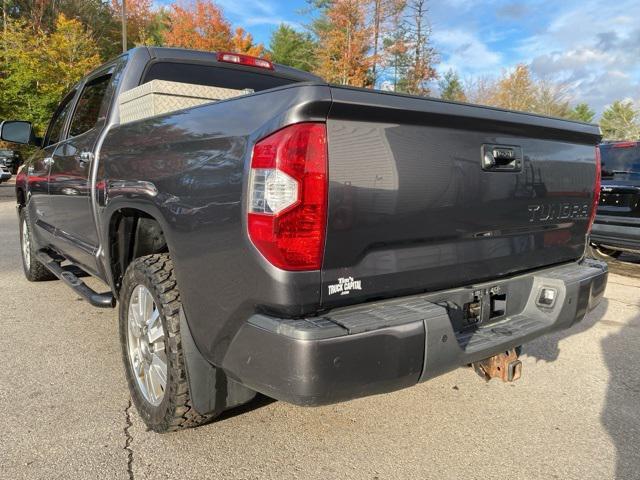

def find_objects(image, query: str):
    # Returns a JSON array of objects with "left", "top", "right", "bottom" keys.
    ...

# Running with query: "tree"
[
  {"left": 438, "top": 69, "right": 466, "bottom": 102},
  {"left": 313, "top": 0, "right": 373, "bottom": 86},
  {"left": 268, "top": 24, "right": 317, "bottom": 72},
  {"left": 370, "top": 0, "right": 382, "bottom": 84},
  {"left": 231, "top": 26, "right": 265, "bottom": 57},
  {"left": 569, "top": 103, "right": 596, "bottom": 123},
  {"left": 600, "top": 100, "right": 640, "bottom": 141},
  {"left": 533, "top": 79, "right": 570, "bottom": 118},
  {"left": 0, "top": 14, "right": 101, "bottom": 133},
  {"left": 163, "top": 0, "right": 264, "bottom": 56},
  {"left": 46, "top": 14, "right": 102, "bottom": 93},
  {"left": 402, "top": 0, "right": 437, "bottom": 95},
  {"left": 164, "top": 0, "right": 232, "bottom": 51},
  {"left": 111, "top": 0, "right": 156, "bottom": 47},
  {"left": 369, "top": 0, "right": 404, "bottom": 86},
  {"left": 463, "top": 65, "right": 577, "bottom": 119},
  {"left": 3, "top": 0, "right": 121, "bottom": 60},
  {"left": 381, "top": 2, "right": 410, "bottom": 92},
  {"left": 489, "top": 64, "right": 536, "bottom": 112}
]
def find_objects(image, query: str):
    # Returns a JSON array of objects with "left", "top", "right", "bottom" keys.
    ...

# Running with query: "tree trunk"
[{"left": 371, "top": 0, "right": 381, "bottom": 86}]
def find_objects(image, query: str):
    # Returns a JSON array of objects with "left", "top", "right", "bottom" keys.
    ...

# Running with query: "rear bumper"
[
  {"left": 591, "top": 217, "right": 640, "bottom": 252},
  {"left": 222, "top": 259, "right": 608, "bottom": 406}
]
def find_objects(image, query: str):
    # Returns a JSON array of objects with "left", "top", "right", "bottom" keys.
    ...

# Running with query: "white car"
[{"left": 0, "top": 165, "right": 11, "bottom": 183}]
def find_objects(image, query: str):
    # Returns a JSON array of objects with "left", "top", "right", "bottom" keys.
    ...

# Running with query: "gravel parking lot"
[{"left": 1, "top": 180, "right": 639, "bottom": 480}]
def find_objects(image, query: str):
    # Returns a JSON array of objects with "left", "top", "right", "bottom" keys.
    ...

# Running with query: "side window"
[
  {"left": 68, "top": 74, "right": 112, "bottom": 138},
  {"left": 44, "top": 91, "right": 76, "bottom": 147}
]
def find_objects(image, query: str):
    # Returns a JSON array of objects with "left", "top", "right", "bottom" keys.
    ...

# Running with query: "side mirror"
[{"left": 0, "top": 120, "right": 36, "bottom": 145}]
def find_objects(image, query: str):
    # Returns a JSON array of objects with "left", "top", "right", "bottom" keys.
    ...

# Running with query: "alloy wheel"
[{"left": 126, "top": 285, "right": 168, "bottom": 406}]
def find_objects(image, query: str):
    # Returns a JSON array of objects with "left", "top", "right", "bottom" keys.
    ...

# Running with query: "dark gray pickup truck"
[{"left": 2, "top": 47, "right": 607, "bottom": 432}]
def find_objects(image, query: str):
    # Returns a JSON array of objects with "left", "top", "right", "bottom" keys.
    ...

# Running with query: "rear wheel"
[
  {"left": 587, "top": 244, "right": 622, "bottom": 261},
  {"left": 19, "top": 208, "right": 56, "bottom": 282},
  {"left": 119, "top": 253, "right": 217, "bottom": 432}
]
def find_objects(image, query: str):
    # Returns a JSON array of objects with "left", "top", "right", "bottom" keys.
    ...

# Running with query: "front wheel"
[
  {"left": 119, "top": 253, "right": 217, "bottom": 432},
  {"left": 587, "top": 244, "right": 622, "bottom": 262}
]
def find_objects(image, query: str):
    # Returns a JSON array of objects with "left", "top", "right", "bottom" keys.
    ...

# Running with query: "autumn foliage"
[
  {"left": 111, "top": 0, "right": 154, "bottom": 45},
  {"left": 0, "top": 13, "right": 102, "bottom": 132},
  {"left": 163, "top": 0, "right": 264, "bottom": 57},
  {"left": 314, "top": 0, "right": 373, "bottom": 87}
]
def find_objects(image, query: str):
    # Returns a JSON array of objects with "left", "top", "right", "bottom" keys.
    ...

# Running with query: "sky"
[{"left": 157, "top": 0, "right": 640, "bottom": 115}]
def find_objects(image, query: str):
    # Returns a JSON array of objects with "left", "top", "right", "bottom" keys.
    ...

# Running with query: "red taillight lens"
[
  {"left": 587, "top": 146, "right": 602, "bottom": 234},
  {"left": 612, "top": 141, "right": 637, "bottom": 149},
  {"left": 217, "top": 52, "right": 274, "bottom": 70},
  {"left": 247, "top": 123, "right": 328, "bottom": 270}
]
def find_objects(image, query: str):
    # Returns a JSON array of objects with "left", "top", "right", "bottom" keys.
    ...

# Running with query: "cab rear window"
[
  {"left": 600, "top": 143, "right": 640, "bottom": 178},
  {"left": 142, "top": 62, "right": 295, "bottom": 92}
]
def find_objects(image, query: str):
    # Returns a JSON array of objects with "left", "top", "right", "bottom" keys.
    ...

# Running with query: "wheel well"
[{"left": 109, "top": 209, "right": 168, "bottom": 294}]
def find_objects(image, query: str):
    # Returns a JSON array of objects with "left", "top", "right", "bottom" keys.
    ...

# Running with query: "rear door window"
[
  {"left": 143, "top": 62, "right": 295, "bottom": 92},
  {"left": 68, "top": 74, "right": 112, "bottom": 138}
]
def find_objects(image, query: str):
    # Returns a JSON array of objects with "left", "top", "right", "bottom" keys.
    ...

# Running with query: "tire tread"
[{"left": 121, "top": 253, "right": 215, "bottom": 432}]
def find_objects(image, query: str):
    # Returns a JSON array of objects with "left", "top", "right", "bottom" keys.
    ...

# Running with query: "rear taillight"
[
  {"left": 247, "top": 123, "right": 328, "bottom": 270},
  {"left": 612, "top": 141, "right": 637, "bottom": 149},
  {"left": 217, "top": 52, "right": 274, "bottom": 70},
  {"left": 587, "top": 146, "right": 602, "bottom": 234}
]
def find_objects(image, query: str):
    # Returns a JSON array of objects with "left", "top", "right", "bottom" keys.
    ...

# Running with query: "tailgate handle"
[{"left": 482, "top": 144, "right": 522, "bottom": 172}]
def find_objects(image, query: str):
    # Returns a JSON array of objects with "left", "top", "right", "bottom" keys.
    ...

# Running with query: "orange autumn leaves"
[{"left": 162, "top": 0, "right": 265, "bottom": 57}]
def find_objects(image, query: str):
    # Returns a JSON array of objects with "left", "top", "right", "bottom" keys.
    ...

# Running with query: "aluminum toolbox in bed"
[{"left": 118, "top": 80, "right": 252, "bottom": 124}]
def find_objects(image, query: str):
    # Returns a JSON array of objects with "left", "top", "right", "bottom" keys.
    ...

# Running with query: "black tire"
[
  {"left": 119, "top": 253, "right": 216, "bottom": 432},
  {"left": 19, "top": 208, "right": 56, "bottom": 282},
  {"left": 587, "top": 244, "right": 622, "bottom": 262}
]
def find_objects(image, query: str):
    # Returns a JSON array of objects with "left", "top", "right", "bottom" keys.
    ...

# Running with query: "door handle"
[
  {"left": 78, "top": 151, "right": 94, "bottom": 164},
  {"left": 43, "top": 157, "right": 54, "bottom": 167},
  {"left": 481, "top": 144, "right": 522, "bottom": 172}
]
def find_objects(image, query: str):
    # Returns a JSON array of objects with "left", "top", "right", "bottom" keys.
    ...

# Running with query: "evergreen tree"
[
  {"left": 600, "top": 100, "right": 640, "bottom": 141},
  {"left": 438, "top": 69, "right": 466, "bottom": 102},
  {"left": 569, "top": 103, "right": 596, "bottom": 123},
  {"left": 268, "top": 24, "right": 317, "bottom": 72}
]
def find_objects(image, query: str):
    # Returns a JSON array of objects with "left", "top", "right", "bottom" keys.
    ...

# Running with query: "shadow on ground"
[
  {"left": 607, "top": 253, "right": 640, "bottom": 279},
  {"left": 601, "top": 306, "right": 640, "bottom": 479},
  {"left": 524, "top": 299, "right": 608, "bottom": 364},
  {"left": 526, "top": 294, "right": 640, "bottom": 479}
]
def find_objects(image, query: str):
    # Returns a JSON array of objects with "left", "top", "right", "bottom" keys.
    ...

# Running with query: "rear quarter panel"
[{"left": 98, "top": 84, "right": 332, "bottom": 364}]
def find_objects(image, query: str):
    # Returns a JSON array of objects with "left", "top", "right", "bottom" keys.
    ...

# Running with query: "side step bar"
[{"left": 36, "top": 251, "right": 116, "bottom": 308}]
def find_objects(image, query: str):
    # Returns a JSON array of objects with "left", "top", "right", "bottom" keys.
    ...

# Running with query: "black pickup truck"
[
  {"left": 2, "top": 47, "right": 607, "bottom": 432},
  {"left": 589, "top": 141, "right": 640, "bottom": 259}
]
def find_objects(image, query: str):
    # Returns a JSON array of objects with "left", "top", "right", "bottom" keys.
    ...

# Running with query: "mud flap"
[{"left": 179, "top": 308, "right": 256, "bottom": 415}]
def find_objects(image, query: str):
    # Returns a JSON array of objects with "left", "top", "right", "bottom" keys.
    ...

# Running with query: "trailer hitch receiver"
[{"left": 473, "top": 348, "right": 522, "bottom": 382}]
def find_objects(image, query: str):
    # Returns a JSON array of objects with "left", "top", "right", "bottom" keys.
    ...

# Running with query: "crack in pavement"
[{"left": 124, "top": 399, "right": 134, "bottom": 480}]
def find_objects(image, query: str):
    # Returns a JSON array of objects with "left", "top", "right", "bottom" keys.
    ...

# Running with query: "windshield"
[{"left": 599, "top": 143, "right": 640, "bottom": 178}]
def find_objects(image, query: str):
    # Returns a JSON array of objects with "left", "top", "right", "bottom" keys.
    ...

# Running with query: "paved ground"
[{"left": 1, "top": 180, "right": 639, "bottom": 480}]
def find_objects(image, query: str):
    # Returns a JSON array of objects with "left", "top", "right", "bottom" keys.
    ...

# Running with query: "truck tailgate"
[{"left": 321, "top": 86, "right": 601, "bottom": 307}]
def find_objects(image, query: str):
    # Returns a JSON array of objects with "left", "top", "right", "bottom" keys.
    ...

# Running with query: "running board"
[{"left": 36, "top": 251, "right": 116, "bottom": 308}]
